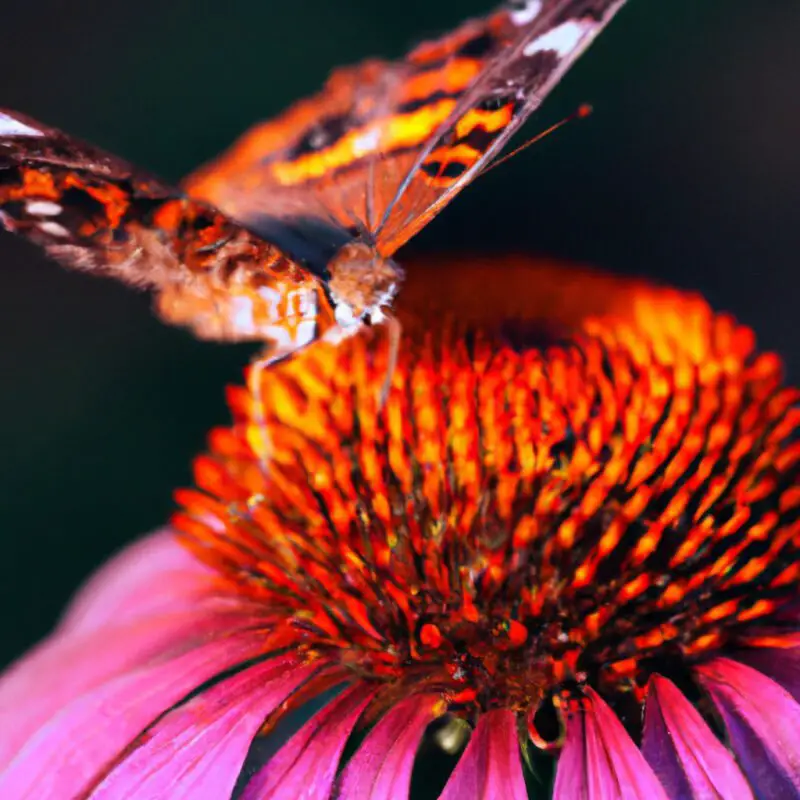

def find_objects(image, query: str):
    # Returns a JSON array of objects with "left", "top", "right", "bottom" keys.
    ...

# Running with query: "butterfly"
[{"left": 0, "top": 0, "right": 626, "bottom": 362}]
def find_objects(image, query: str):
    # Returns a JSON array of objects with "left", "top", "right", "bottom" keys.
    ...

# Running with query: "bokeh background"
[{"left": 1, "top": 1, "right": 798, "bottom": 669}]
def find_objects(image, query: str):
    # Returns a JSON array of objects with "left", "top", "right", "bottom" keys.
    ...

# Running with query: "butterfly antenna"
[{"left": 480, "top": 103, "right": 593, "bottom": 177}]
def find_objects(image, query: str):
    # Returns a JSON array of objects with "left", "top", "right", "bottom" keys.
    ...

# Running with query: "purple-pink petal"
[
  {"left": 0, "top": 630, "right": 273, "bottom": 798},
  {"left": 337, "top": 694, "right": 444, "bottom": 800},
  {"left": 57, "top": 528, "right": 213, "bottom": 637},
  {"left": 554, "top": 686, "right": 668, "bottom": 800},
  {"left": 696, "top": 657, "right": 800, "bottom": 798},
  {"left": 0, "top": 605, "right": 261, "bottom": 770},
  {"left": 89, "top": 656, "right": 322, "bottom": 800},
  {"left": 0, "top": 531, "right": 208, "bottom": 705},
  {"left": 438, "top": 709, "right": 527, "bottom": 800},
  {"left": 242, "top": 682, "right": 375, "bottom": 800},
  {"left": 643, "top": 674, "right": 753, "bottom": 799},
  {"left": 0, "top": 528, "right": 234, "bottom": 769},
  {"left": 731, "top": 645, "right": 800, "bottom": 704}
]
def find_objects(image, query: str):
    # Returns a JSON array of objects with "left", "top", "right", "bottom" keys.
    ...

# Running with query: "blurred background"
[{"left": 1, "top": 1, "right": 798, "bottom": 669}]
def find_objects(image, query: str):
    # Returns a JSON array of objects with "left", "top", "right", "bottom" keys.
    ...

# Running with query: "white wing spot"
[
  {"left": 510, "top": 0, "right": 542, "bottom": 26},
  {"left": 230, "top": 295, "right": 256, "bottom": 336},
  {"left": 352, "top": 127, "right": 381, "bottom": 156},
  {"left": 523, "top": 20, "right": 592, "bottom": 58},
  {"left": 256, "top": 284, "right": 282, "bottom": 315},
  {"left": 293, "top": 319, "right": 317, "bottom": 349},
  {"left": 0, "top": 112, "right": 43, "bottom": 137},
  {"left": 261, "top": 324, "right": 293, "bottom": 352},
  {"left": 294, "top": 288, "right": 318, "bottom": 320},
  {"left": 26, "top": 200, "right": 63, "bottom": 217},
  {"left": 38, "top": 221, "right": 70, "bottom": 238}
]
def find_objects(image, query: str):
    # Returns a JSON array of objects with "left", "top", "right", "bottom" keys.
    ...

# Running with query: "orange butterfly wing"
[
  {"left": 2, "top": 2, "right": 628, "bottom": 350},
  {"left": 186, "top": 0, "right": 627, "bottom": 258},
  {"left": 0, "top": 110, "right": 334, "bottom": 352}
]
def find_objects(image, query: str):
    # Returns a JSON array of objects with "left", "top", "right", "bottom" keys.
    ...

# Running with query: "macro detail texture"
[{"left": 2, "top": 258, "right": 796, "bottom": 798}]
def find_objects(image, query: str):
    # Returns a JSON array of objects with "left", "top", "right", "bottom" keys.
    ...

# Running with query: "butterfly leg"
[
  {"left": 246, "top": 318, "right": 343, "bottom": 476},
  {"left": 379, "top": 312, "right": 402, "bottom": 410},
  {"left": 246, "top": 351, "right": 277, "bottom": 477},
  {"left": 245, "top": 311, "right": 398, "bottom": 477},
  {"left": 324, "top": 311, "right": 401, "bottom": 409},
  {"left": 246, "top": 336, "right": 316, "bottom": 476}
]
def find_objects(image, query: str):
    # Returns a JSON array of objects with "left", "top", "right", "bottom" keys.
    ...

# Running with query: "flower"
[{"left": 1, "top": 257, "right": 798, "bottom": 799}]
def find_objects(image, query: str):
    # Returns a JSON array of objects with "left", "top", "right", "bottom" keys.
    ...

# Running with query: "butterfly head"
[{"left": 326, "top": 242, "right": 403, "bottom": 327}]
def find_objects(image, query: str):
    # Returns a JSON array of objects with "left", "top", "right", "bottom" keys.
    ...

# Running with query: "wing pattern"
[
  {"left": 0, "top": 110, "right": 331, "bottom": 348},
  {"left": 187, "top": 0, "right": 627, "bottom": 256}
]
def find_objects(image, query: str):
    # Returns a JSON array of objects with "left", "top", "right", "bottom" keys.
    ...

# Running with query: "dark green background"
[{"left": 1, "top": 1, "right": 798, "bottom": 669}]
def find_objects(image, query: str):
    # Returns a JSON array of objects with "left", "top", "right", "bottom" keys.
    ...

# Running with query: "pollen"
[{"left": 174, "top": 262, "right": 800, "bottom": 726}]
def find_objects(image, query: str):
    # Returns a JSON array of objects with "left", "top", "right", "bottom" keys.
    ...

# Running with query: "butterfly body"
[
  {"left": 1, "top": 0, "right": 627, "bottom": 360},
  {"left": 325, "top": 242, "right": 402, "bottom": 326}
]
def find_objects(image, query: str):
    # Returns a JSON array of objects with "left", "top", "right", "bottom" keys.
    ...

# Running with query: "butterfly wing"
[
  {"left": 185, "top": 58, "right": 420, "bottom": 261},
  {"left": 186, "top": 0, "right": 627, "bottom": 258},
  {"left": 375, "top": 0, "right": 628, "bottom": 256},
  {"left": 0, "top": 110, "right": 333, "bottom": 351}
]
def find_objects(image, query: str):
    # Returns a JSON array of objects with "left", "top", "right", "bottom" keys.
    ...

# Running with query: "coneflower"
[{"left": 1, "top": 258, "right": 797, "bottom": 799}]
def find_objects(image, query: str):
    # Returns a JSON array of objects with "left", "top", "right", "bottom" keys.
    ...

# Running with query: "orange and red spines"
[{"left": 172, "top": 273, "right": 799, "bottom": 711}]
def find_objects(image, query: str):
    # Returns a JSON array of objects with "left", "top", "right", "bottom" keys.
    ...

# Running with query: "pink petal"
[
  {"left": 336, "top": 694, "right": 444, "bottom": 800},
  {"left": 58, "top": 528, "right": 213, "bottom": 637},
  {"left": 0, "top": 605, "right": 263, "bottom": 769},
  {"left": 554, "top": 687, "right": 668, "bottom": 800},
  {"left": 0, "top": 630, "right": 272, "bottom": 798},
  {"left": 90, "top": 657, "right": 323, "bottom": 800},
  {"left": 696, "top": 657, "right": 800, "bottom": 797},
  {"left": 438, "top": 709, "right": 527, "bottom": 800},
  {"left": 643, "top": 674, "right": 753, "bottom": 799},
  {"left": 732, "top": 645, "right": 800, "bottom": 704},
  {"left": 242, "top": 682, "right": 375, "bottom": 799},
  {"left": 0, "top": 527, "right": 231, "bottom": 768}
]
